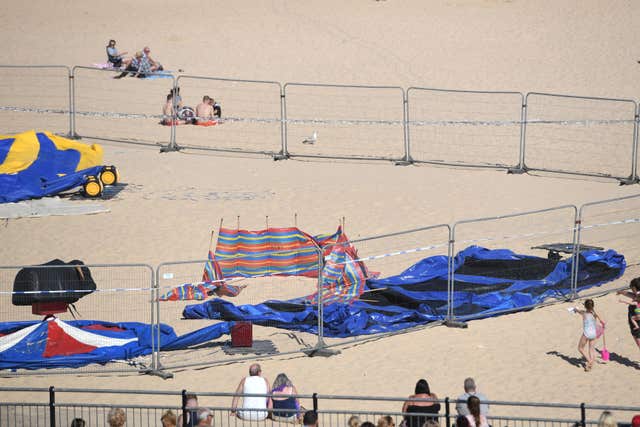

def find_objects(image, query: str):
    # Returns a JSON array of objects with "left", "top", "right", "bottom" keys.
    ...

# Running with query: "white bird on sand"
[{"left": 302, "top": 131, "right": 317, "bottom": 144}]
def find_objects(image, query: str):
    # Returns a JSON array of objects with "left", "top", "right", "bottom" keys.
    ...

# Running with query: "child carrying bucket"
[{"left": 569, "top": 299, "right": 606, "bottom": 371}]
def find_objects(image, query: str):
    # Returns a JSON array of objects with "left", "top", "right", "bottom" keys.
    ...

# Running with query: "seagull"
[{"left": 302, "top": 131, "right": 317, "bottom": 144}]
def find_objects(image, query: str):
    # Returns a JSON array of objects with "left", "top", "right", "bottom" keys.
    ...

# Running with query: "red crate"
[
  {"left": 32, "top": 302, "right": 69, "bottom": 316},
  {"left": 231, "top": 321, "right": 253, "bottom": 347}
]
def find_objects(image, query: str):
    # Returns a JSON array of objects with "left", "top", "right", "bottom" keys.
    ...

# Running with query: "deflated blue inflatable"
[
  {"left": 183, "top": 246, "right": 625, "bottom": 337},
  {"left": 0, "top": 131, "right": 104, "bottom": 203}
]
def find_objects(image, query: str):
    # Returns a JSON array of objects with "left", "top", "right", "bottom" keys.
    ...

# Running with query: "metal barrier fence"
[
  {"left": 406, "top": 88, "right": 524, "bottom": 170},
  {"left": 1, "top": 387, "right": 638, "bottom": 427},
  {"left": 1, "top": 65, "right": 640, "bottom": 182},
  {"left": 283, "top": 83, "right": 406, "bottom": 161},
  {"left": 71, "top": 66, "right": 176, "bottom": 147},
  {"left": 523, "top": 93, "right": 637, "bottom": 182},
  {"left": 448, "top": 205, "right": 578, "bottom": 321},
  {"left": 0, "top": 65, "right": 72, "bottom": 137},
  {"left": 0, "top": 263, "right": 157, "bottom": 376},
  {"left": 172, "top": 76, "right": 283, "bottom": 155},
  {"left": 154, "top": 242, "right": 324, "bottom": 371}
]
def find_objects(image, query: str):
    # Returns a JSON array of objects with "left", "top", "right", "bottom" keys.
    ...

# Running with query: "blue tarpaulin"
[{"left": 183, "top": 246, "right": 625, "bottom": 337}]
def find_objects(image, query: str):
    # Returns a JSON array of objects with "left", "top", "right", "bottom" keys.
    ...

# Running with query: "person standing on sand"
[
  {"left": 617, "top": 277, "right": 640, "bottom": 352},
  {"left": 570, "top": 299, "right": 605, "bottom": 371}
]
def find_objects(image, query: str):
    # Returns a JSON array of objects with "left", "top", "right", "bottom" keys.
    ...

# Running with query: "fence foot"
[
  {"left": 507, "top": 166, "right": 527, "bottom": 175},
  {"left": 143, "top": 368, "right": 174, "bottom": 379},
  {"left": 618, "top": 176, "right": 639, "bottom": 186},
  {"left": 160, "top": 143, "right": 181, "bottom": 153},
  {"left": 303, "top": 341, "right": 340, "bottom": 357},
  {"left": 444, "top": 319, "right": 468, "bottom": 329},
  {"left": 273, "top": 151, "right": 289, "bottom": 161},
  {"left": 394, "top": 157, "right": 413, "bottom": 166},
  {"left": 66, "top": 132, "right": 82, "bottom": 140}
]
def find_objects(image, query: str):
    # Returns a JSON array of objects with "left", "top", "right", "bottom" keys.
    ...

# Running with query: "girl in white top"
[
  {"left": 465, "top": 396, "right": 489, "bottom": 427},
  {"left": 572, "top": 299, "right": 605, "bottom": 372}
]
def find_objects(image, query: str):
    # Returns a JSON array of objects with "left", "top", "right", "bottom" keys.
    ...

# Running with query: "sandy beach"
[{"left": 1, "top": 0, "right": 640, "bottom": 422}]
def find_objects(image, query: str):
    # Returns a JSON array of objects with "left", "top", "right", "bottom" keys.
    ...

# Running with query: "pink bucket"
[{"left": 601, "top": 347, "right": 610, "bottom": 361}]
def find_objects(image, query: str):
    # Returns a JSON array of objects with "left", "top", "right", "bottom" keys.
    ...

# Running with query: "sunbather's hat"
[{"left": 631, "top": 415, "right": 640, "bottom": 427}]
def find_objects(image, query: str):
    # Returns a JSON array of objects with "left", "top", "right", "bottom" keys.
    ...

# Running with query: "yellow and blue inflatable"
[{"left": 0, "top": 131, "right": 105, "bottom": 203}]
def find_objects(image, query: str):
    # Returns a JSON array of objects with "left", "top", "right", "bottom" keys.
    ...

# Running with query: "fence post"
[
  {"left": 632, "top": 103, "right": 639, "bottom": 183},
  {"left": 312, "top": 393, "right": 318, "bottom": 412},
  {"left": 49, "top": 386, "right": 56, "bottom": 427},
  {"left": 182, "top": 389, "right": 188, "bottom": 427},
  {"left": 580, "top": 403, "right": 586, "bottom": 427},
  {"left": 274, "top": 84, "right": 289, "bottom": 160},
  {"left": 396, "top": 88, "right": 412, "bottom": 165},
  {"left": 445, "top": 397, "right": 451, "bottom": 427},
  {"left": 68, "top": 67, "right": 80, "bottom": 139},
  {"left": 161, "top": 76, "right": 180, "bottom": 153},
  {"left": 571, "top": 206, "right": 584, "bottom": 300}
]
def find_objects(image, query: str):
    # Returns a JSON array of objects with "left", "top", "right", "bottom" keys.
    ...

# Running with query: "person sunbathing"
[
  {"left": 143, "top": 46, "right": 164, "bottom": 72},
  {"left": 162, "top": 93, "right": 184, "bottom": 125},
  {"left": 106, "top": 39, "right": 130, "bottom": 68},
  {"left": 195, "top": 96, "right": 216, "bottom": 125}
]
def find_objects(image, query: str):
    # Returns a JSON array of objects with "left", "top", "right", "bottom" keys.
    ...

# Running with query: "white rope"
[{"left": 1, "top": 105, "right": 635, "bottom": 127}]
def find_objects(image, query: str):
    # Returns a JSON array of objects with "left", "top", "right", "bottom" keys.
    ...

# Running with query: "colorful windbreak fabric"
[{"left": 161, "top": 227, "right": 370, "bottom": 303}]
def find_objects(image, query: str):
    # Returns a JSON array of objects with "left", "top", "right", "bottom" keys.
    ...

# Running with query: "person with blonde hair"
[
  {"left": 107, "top": 407, "right": 126, "bottom": 427},
  {"left": 377, "top": 415, "right": 395, "bottom": 427},
  {"left": 271, "top": 373, "right": 302, "bottom": 421},
  {"left": 348, "top": 415, "right": 362, "bottom": 427},
  {"left": 597, "top": 411, "right": 617, "bottom": 427},
  {"left": 161, "top": 409, "right": 177, "bottom": 427}
]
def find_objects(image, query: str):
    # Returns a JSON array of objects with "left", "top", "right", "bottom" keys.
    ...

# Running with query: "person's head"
[
  {"left": 361, "top": 422, "right": 376, "bottom": 427},
  {"left": 207, "top": 98, "right": 215, "bottom": 105},
  {"left": 377, "top": 415, "right": 395, "bottom": 427},
  {"left": 272, "top": 373, "right": 292, "bottom": 391},
  {"left": 202, "top": 95, "right": 211, "bottom": 103},
  {"left": 584, "top": 299, "right": 595, "bottom": 312},
  {"left": 597, "top": 411, "right": 616, "bottom": 427},
  {"left": 167, "top": 93, "right": 173, "bottom": 101},
  {"left": 467, "top": 395, "right": 481, "bottom": 418},
  {"left": 108, "top": 40, "right": 116, "bottom": 47},
  {"left": 197, "top": 408, "right": 213, "bottom": 426},
  {"left": 161, "top": 409, "right": 177, "bottom": 427},
  {"left": 455, "top": 416, "right": 470, "bottom": 427},
  {"left": 107, "top": 407, "right": 126, "bottom": 427},
  {"left": 143, "top": 46, "right": 151, "bottom": 55},
  {"left": 631, "top": 414, "right": 640, "bottom": 427},
  {"left": 463, "top": 377, "right": 476, "bottom": 393},
  {"left": 185, "top": 393, "right": 198, "bottom": 408},
  {"left": 631, "top": 277, "right": 640, "bottom": 293},
  {"left": 303, "top": 410, "right": 318, "bottom": 427},
  {"left": 249, "top": 363, "right": 261, "bottom": 376},
  {"left": 71, "top": 419, "right": 86, "bottom": 427},
  {"left": 414, "top": 379, "right": 430, "bottom": 395},
  {"left": 348, "top": 415, "right": 362, "bottom": 427},
  {"left": 422, "top": 421, "right": 439, "bottom": 427},
  {"left": 135, "top": 51, "right": 143, "bottom": 59}
]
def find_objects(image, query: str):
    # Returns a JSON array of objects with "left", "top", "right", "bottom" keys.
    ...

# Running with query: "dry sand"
[{"left": 1, "top": 0, "right": 640, "bottom": 421}]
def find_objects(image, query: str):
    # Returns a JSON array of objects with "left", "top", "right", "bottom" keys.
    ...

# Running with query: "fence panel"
[
  {"left": 407, "top": 88, "right": 523, "bottom": 169},
  {"left": 0, "top": 65, "right": 71, "bottom": 136},
  {"left": 449, "top": 206, "right": 578, "bottom": 321},
  {"left": 0, "top": 403, "right": 49, "bottom": 427},
  {"left": 523, "top": 93, "right": 636, "bottom": 180},
  {"left": 72, "top": 66, "right": 174, "bottom": 146},
  {"left": 572, "top": 194, "right": 640, "bottom": 298},
  {"left": 0, "top": 263, "right": 155, "bottom": 375},
  {"left": 317, "top": 225, "right": 451, "bottom": 350},
  {"left": 155, "top": 250, "right": 322, "bottom": 371},
  {"left": 284, "top": 83, "right": 405, "bottom": 161},
  {"left": 173, "top": 76, "right": 283, "bottom": 155}
]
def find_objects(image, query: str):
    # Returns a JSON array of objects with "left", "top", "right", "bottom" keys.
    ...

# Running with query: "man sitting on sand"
[
  {"left": 162, "top": 93, "right": 184, "bottom": 125},
  {"left": 195, "top": 96, "right": 216, "bottom": 125},
  {"left": 230, "top": 363, "right": 271, "bottom": 421},
  {"left": 143, "top": 46, "right": 163, "bottom": 72},
  {"left": 455, "top": 378, "right": 489, "bottom": 416}
]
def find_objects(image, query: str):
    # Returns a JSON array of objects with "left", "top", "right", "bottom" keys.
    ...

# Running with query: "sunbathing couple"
[
  {"left": 163, "top": 92, "right": 221, "bottom": 126},
  {"left": 107, "top": 40, "right": 164, "bottom": 78}
]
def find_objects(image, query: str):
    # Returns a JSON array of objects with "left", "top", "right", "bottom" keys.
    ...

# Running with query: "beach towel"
[{"left": 196, "top": 120, "right": 218, "bottom": 127}]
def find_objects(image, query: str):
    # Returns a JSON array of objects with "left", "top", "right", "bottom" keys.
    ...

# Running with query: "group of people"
[
  {"left": 106, "top": 40, "right": 164, "bottom": 78},
  {"left": 162, "top": 88, "right": 222, "bottom": 126}
]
